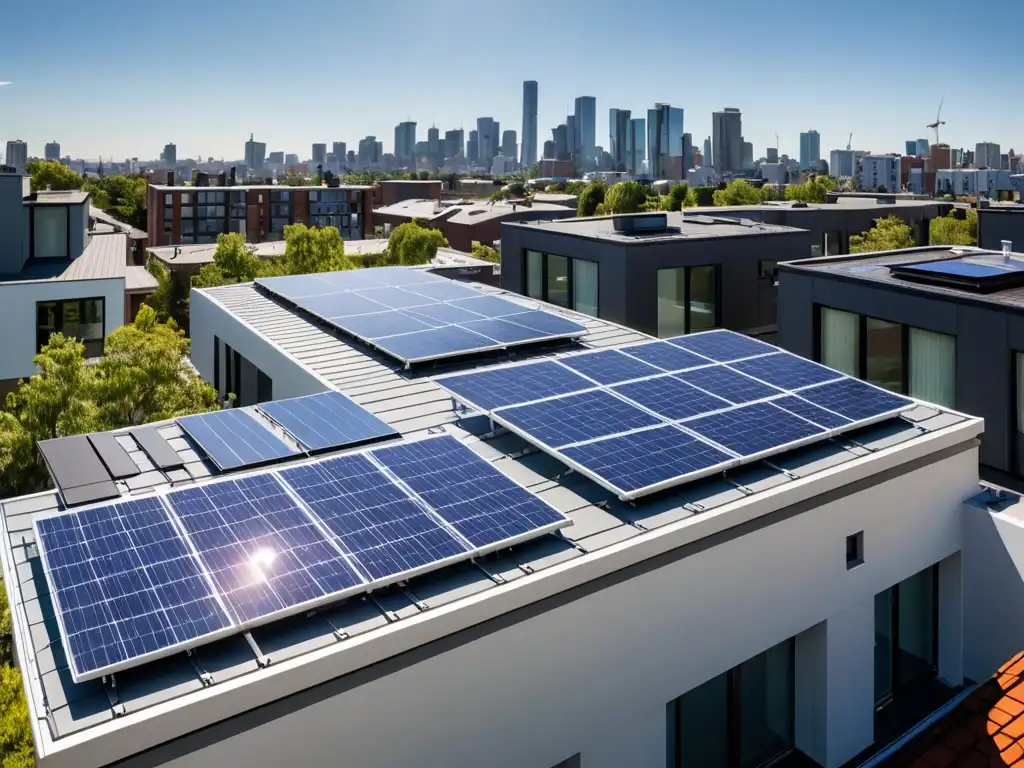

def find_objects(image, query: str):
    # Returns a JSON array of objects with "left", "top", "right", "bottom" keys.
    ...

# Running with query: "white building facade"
[{"left": 857, "top": 155, "right": 901, "bottom": 192}]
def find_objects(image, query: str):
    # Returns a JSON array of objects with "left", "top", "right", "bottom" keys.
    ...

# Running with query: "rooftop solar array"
[
  {"left": 890, "top": 254, "right": 1024, "bottom": 293},
  {"left": 257, "top": 391, "right": 398, "bottom": 452},
  {"left": 255, "top": 267, "right": 587, "bottom": 366},
  {"left": 34, "top": 435, "right": 570, "bottom": 682},
  {"left": 437, "top": 330, "right": 915, "bottom": 500}
]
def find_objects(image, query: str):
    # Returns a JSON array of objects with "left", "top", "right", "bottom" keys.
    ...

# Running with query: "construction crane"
[
  {"left": 846, "top": 133, "right": 853, "bottom": 151},
  {"left": 927, "top": 97, "right": 946, "bottom": 146}
]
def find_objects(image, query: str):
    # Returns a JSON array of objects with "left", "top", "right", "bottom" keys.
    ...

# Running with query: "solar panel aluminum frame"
[
  {"left": 375, "top": 322, "right": 585, "bottom": 368},
  {"left": 34, "top": 434, "right": 572, "bottom": 681},
  {"left": 32, "top": 501, "right": 240, "bottom": 683}
]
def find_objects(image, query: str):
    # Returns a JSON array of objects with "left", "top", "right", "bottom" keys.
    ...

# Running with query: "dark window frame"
[
  {"left": 35, "top": 296, "right": 106, "bottom": 357},
  {"left": 213, "top": 335, "right": 220, "bottom": 394},
  {"left": 875, "top": 565, "right": 940, "bottom": 707},
  {"left": 522, "top": 249, "right": 599, "bottom": 317},
  {"left": 684, "top": 264, "right": 722, "bottom": 333},
  {"left": 815, "top": 305, "right": 910, "bottom": 394}
]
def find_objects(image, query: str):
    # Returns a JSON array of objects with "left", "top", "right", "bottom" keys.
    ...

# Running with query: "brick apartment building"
[{"left": 147, "top": 183, "right": 376, "bottom": 247}]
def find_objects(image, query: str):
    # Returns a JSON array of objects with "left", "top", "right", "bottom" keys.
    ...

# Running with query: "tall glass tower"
[{"left": 521, "top": 81, "right": 538, "bottom": 167}]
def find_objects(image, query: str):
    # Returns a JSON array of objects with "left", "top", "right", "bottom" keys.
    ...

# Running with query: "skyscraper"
[
  {"left": 916, "top": 138, "right": 930, "bottom": 156},
  {"left": 628, "top": 118, "right": 645, "bottom": 176},
  {"left": 646, "top": 104, "right": 684, "bottom": 178},
  {"left": 552, "top": 124, "right": 569, "bottom": 160},
  {"left": 521, "top": 80, "right": 538, "bottom": 167},
  {"left": 332, "top": 142, "right": 346, "bottom": 168},
  {"left": 682, "top": 133, "right": 694, "bottom": 172},
  {"left": 161, "top": 142, "right": 176, "bottom": 169},
  {"left": 501, "top": 130, "right": 517, "bottom": 161},
  {"left": 712, "top": 108, "right": 742, "bottom": 173},
  {"left": 476, "top": 118, "right": 498, "bottom": 162},
  {"left": 574, "top": 96, "right": 597, "bottom": 163},
  {"left": 566, "top": 115, "right": 577, "bottom": 157},
  {"left": 311, "top": 143, "right": 327, "bottom": 167},
  {"left": 4, "top": 140, "right": 27, "bottom": 172},
  {"left": 44, "top": 141, "right": 60, "bottom": 161},
  {"left": 976, "top": 142, "right": 1001, "bottom": 169},
  {"left": 467, "top": 130, "right": 479, "bottom": 164},
  {"left": 393, "top": 122, "right": 416, "bottom": 165},
  {"left": 444, "top": 129, "right": 464, "bottom": 162},
  {"left": 703, "top": 137, "right": 712, "bottom": 168},
  {"left": 609, "top": 109, "right": 631, "bottom": 171},
  {"left": 244, "top": 134, "right": 266, "bottom": 171},
  {"left": 799, "top": 130, "right": 820, "bottom": 170}
]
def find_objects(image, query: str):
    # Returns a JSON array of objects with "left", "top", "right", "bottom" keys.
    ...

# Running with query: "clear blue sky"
[{"left": 2, "top": 0, "right": 1020, "bottom": 162}]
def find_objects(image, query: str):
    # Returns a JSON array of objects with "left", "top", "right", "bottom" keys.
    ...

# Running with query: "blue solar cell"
[
  {"left": 558, "top": 349, "right": 662, "bottom": 385},
  {"left": 770, "top": 395, "right": 852, "bottom": 429},
  {"left": 684, "top": 402, "right": 826, "bottom": 457},
  {"left": 436, "top": 360, "right": 595, "bottom": 410},
  {"left": 298, "top": 292, "right": 391, "bottom": 319},
  {"left": 354, "top": 287, "right": 436, "bottom": 310},
  {"left": 560, "top": 426, "right": 735, "bottom": 498},
  {"left": 613, "top": 375, "right": 732, "bottom": 421},
  {"left": 317, "top": 270, "right": 391, "bottom": 290},
  {"left": 405, "top": 302, "right": 488, "bottom": 325},
  {"left": 166, "top": 474, "right": 365, "bottom": 625},
  {"left": 371, "top": 436, "right": 569, "bottom": 550},
  {"left": 668, "top": 330, "right": 776, "bottom": 362},
  {"left": 676, "top": 365, "right": 784, "bottom": 404},
  {"left": 255, "top": 274, "right": 336, "bottom": 300},
  {"left": 177, "top": 410, "right": 300, "bottom": 471},
  {"left": 374, "top": 326, "right": 500, "bottom": 363},
  {"left": 501, "top": 310, "right": 587, "bottom": 337},
  {"left": 902, "top": 259, "right": 1023, "bottom": 278},
  {"left": 258, "top": 391, "right": 397, "bottom": 452},
  {"left": 35, "top": 497, "right": 232, "bottom": 681},
  {"left": 449, "top": 295, "right": 529, "bottom": 318},
  {"left": 328, "top": 310, "right": 438, "bottom": 340},
  {"left": 355, "top": 267, "right": 439, "bottom": 287},
  {"left": 402, "top": 280, "right": 481, "bottom": 301},
  {"left": 798, "top": 378, "right": 913, "bottom": 421},
  {"left": 278, "top": 454, "right": 470, "bottom": 583},
  {"left": 729, "top": 352, "right": 844, "bottom": 390},
  {"left": 460, "top": 317, "right": 558, "bottom": 344},
  {"left": 497, "top": 390, "right": 661, "bottom": 448},
  {"left": 619, "top": 341, "right": 712, "bottom": 372}
]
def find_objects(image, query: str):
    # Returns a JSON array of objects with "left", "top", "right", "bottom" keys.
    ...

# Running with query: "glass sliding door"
[
  {"left": 572, "top": 259, "right": 598, "bottom": 317},
  {"left": 865, "top": 317, "right": 904, "bottom": 393},
  {"left": 545, "top": 254, "right": 570, "bottom": 308},
  {"left": 908, "top": 328, "right": 955, "bottom": 408},
  {"left": 688, "top": 265, "right": 718, "bottom": 332},
  {"left": 658, "top": 267, "right": 687, "bottom": 337},
  {"left": 875, "top": 589, "right": 894, "bottom": 701},
  {"left": 525, "top": 250, "right": 543, "bottom": 300},
  {"left": 875, "top": 565, "right": 939, "bottom": 705},
  {"left": 819, "top": 308, "right": 859, "bottom": 376}
]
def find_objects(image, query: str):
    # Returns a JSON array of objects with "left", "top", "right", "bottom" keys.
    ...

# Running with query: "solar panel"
[
  {"left": 668, "top": 330, "right": 776, "bottom": 362},
  {"left": 257, "top": 268, "right": 587, "bottom": 366},
  {"left": 438, "top": 330, "right": 917, "bottom": 500},
  {"left": 37, "top": 435, "right": 122, "bottom": 507},
  {"left": 165, "top": 474, "right": 365, "bottom": 625},
  {"left": 797, "top": 378, "right": 914, "bottom": 422},
  {"left": 177, "top": 409, "right": 300, "bottom": 471},
  {"left": 370, "top": 436, "right": 571, "bottom": 551},
  {"left": 436, "top": 360, "right": 595, "bottom": 411},
  {"left": 258, "top": 391, "right": 397, "bottom": 452},
  {"left": 560, "top": 426, "right": 736, "bottom": 497},
  {"left": 131, "top": 426, "right": 183, "bottom": 470},
  {"left": 619, "top": 341, "right": 712, "bottom": 372},
  {"left": 278, "top": 454, "right": 471, "bottom": 583},
  {"left": 683, "top": 402, "right": 827, "bottom": 458},
  {"left": 495, "top": 390, "right": 662, "bottom": 449},
  {"left": 35, "top": 497, "right": 233, "bottom": 682},
  {"left": 728, "top": 352, "right": 844, "bottom": 391},
  {"left": 558, "top": 349, "right": 662, "bottom": 385},
  {"left": 899, "top": 259, "right": 1024, "bottom": 278}
]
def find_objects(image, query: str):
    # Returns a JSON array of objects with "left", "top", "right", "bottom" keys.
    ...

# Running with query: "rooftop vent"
[{"left": 611, "top": 212, "right": 668, "bottom": 234}]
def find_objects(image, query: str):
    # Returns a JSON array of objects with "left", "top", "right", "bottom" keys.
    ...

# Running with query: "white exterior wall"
[
  {"left": 103, "top": 445, "right": 977, "bottom": 768},
  {"left": 0, "top": 277, "right": 124, "bottom": 381},
  {"left": 189, "top": 289, "right": 333, "bottom": 399},
  {"left": 858, "top": 155, "right": 901, "bottom": 192}
]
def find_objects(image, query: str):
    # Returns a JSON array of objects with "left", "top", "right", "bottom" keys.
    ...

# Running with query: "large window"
[
  {"left": 875, "top": 565, "right": 938, "bottom": 703},
  {"left": 36, "top": 298, "right": 105, "bottom": 357},
  {"left": 33, "top": 207, "right": 69, "bottom": 259},
  {"left": 817, "top": 307, "right": 956, "bottom": 407},
  {"left": 657, "top": 266, "right": 719, "bottom": 338},
  {"left": 522, "top": 250, "right": 598, "bottom": 317},
  {"left": 672, "top": 638, "right": 795, "bottom": 768}
]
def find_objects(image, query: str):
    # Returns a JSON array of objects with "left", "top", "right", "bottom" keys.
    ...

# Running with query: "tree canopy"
[
  {"left": 713, "top": 179, "right": 765, "bottom": 206},
  {"left": 25, "top": 159, "right": 84, "bottom": 192},
  {"left": 191, "top": 233, "right": 262, "bottom": 290},
  {"left": 785, "top": 176, "right": 838, "bottom": 204},
  {"left": 693, "top": 186, "right": 716, "bottom": 207},
  {"left": 576, "top": 180, "right": 606, "bottom": 216},
  {"left": 0, "top": 662, "right": 33, "bottom": 768},
  {"left": 277, "top": 171, "right": 313, "bottom": 186},
  {"left": 0, "top": 309, "right": 218, "bottom": 499},
  {"left": 279, "top": 224, "right": 350, "bottom": 274},
  {"left": 929, "top": 209, "right": 978, "bottom": 246},
  {"left": 385, "top": 221, "right": 449, "bottom": 266},
  {"left": 602, "top": 181, "right": 649, "bottom": 214},
  {"left": 661, "top": 183, "right": 695, "bottom": 211},
  {"left": 470, "top": 241, "right": 500, "bottom": 264},
  {"left": 83, "top": 175, "right": 148, "bottom": 231},
  {"left": 848, "top": 216, "right": 917, "bottom": 254}
]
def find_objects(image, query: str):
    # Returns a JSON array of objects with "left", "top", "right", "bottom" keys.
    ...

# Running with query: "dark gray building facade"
[
  {"left": 978, "top": 203, "right": 1024, "bottom": 252},
  {"left": 501, "top": 212, "right": 814, "bottom": 340},
  {"left": 777, "top": 245, "right": 1024, "bottom": 487}
]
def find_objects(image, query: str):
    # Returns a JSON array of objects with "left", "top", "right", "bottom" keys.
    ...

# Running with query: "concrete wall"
[
  {"left": 189, "top": 289, "right": 333, "bottom": 399},
  {"left": 0, "top": 172, "right": 29, "bottom": 274},
  {"left": 116, "top": 446, "right": 978, "bottom": 768},
  {"left": 0, "top": 277, "right": 124, "bottom": 381},
  {"left": 962, "top": 500, "right": 1024, "bottom": 682},
  {"left": 500, "top": 224, "right": 813, "bottom": 337},
  {"left": 778, "top": 268, "right": 1024, "bottom": 480}
]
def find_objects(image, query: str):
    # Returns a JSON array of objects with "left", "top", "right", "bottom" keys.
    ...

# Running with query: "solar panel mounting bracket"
[
  {"left": 187, "top": 649, "right": 214, "bottom": 686},
  {"left": 404, "top": 589, "right": 428, "bottom": 611},
  {"left": 472, "top": 560, "right": 506, "bottom": 585},
  {"left": 683, "top": 501, "right": 705, "bottom": 514},
  {"left": 243, "top": 632, "right": 270, "bottom": 669},
  {"left": 761, "top": 460, "right": 799, "bottom": 481},
  {"left": 102, "top": 676, "right": 127, "bottom": 717}
]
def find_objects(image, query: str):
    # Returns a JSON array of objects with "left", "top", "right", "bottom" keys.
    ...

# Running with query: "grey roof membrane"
[{"left": 1, "top": 281, "right": 975, "bottom": 743}]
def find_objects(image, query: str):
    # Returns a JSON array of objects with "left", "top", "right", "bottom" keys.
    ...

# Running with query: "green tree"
[
  {"left": 190, "top": 233, "right": 261, "bottom": 291},
  {"left": 848, "top": 216, "right": 918, "bottom": 254},
  {"left": 713, "top": 179, "right": 764, "bottom": 206},
  {"left": 563, "top": 180, "right": 587, "bottom": 196},
  {"left": 661, "top": 183, "right": 695, "bottom": 211},
  {"left": 277, "top": 171, "right": 312, "bottom": 186},
  {"left": 25, "top": 160, "right": 84, "bottom": 193},
  {"left": 785, "top": 176, "right": 838, "bottom": 204},
  {"left": 279, "top": 224, "right": 350, "bottom": 274},
  {"left": 470, "top": 241, "right": 500, "bottom": 263},
  {"left": 83, "top": 175, "right": 148, "bottom": 230},
  {"left": 577, "top": 180, "right": 606, "bottom": 216},
  {"left": 385, "top": 221, "right": 449, "bottom": 266},
  {"left": 604, "top": 181, "right": 649, "bottom": 214},
  {"left": 930, "top": 209, "right": 978, "bottom": 246},
  {"left": 144, "top": 259, "right": 190, "bottom": 328},
  {"left": 545, "top": 182, "right": 566, "bottom": 193},
  {"left": 0, "top": 665, "right": 34, "bottom": 768},
  {"left": 0, "top": 582, "right": 11, "bottom": 665}
]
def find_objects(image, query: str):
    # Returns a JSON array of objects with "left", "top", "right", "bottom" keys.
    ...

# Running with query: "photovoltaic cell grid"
[
  {"left": 176, "top": 409, "right": 299, "bottom": 471},
  {"left": 436, "top": 329, "right": 916, "bottom": 500},
  {"left": 256, "top": 267, "right": 587, "bottom": 366},
  {"left": 258, "top": 391, "right": 397, "bottom": 452},
  {"left": 35, "top": 435, "right": 571, "bottom": 682}
]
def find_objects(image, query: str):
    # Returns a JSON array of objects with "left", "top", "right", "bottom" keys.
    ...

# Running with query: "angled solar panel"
[
  {"left": 258, "top": 391, "right": 397, "bottom": 452},
  {"left": 256, "top": 267, "right": 586, "bottom": 366},
  {"left": 438, "top": 329, "right": 915, "bottom": 500},
  {"left": 177, "top": 409, "right": 300, "bottom": 471}
]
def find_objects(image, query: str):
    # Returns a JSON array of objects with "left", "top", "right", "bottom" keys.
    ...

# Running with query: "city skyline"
[{"left": 3, "top": 0, "right": 1023, "bottom": 162}]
